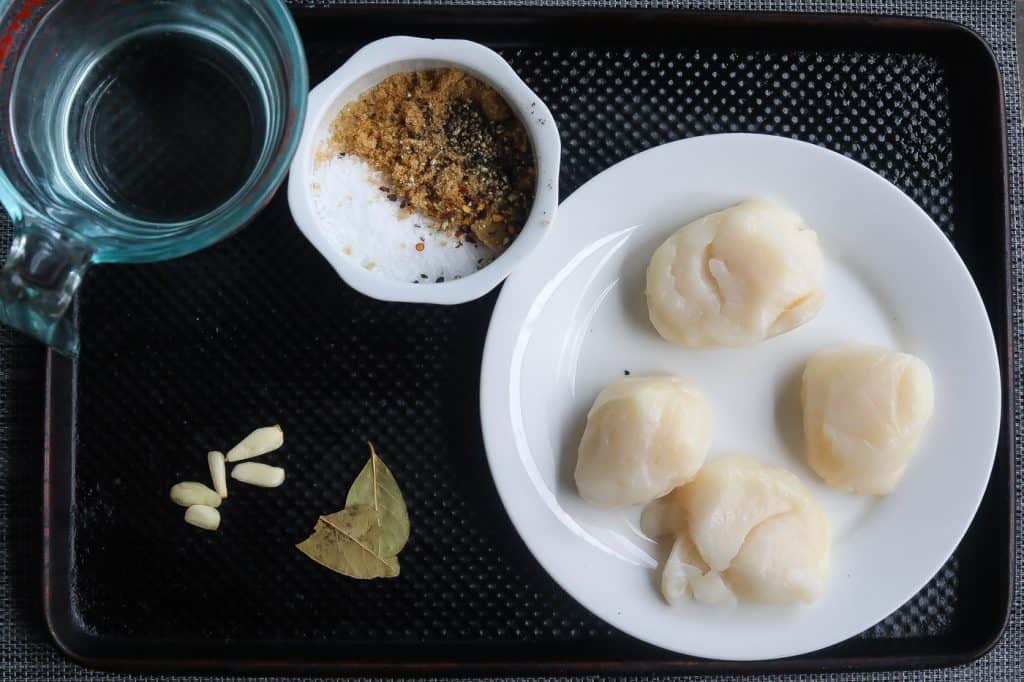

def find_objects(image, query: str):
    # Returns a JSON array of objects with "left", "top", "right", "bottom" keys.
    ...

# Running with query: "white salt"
[{"left": 310, "top": 153, "right": 494, "bottom": 284}]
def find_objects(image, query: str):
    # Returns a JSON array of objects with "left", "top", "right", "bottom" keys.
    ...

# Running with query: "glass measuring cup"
[{"left": 0, "top": 0, "right": 307, "bottom": 355}]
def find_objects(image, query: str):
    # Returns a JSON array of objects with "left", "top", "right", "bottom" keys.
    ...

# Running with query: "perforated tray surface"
[{"left": 43, "top": 8, "right": 1012, "bottom": 675}]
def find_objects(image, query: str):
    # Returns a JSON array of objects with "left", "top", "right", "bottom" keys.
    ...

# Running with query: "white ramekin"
[{"left": 287, "top": 36, "right": 561, "bottom": 304}]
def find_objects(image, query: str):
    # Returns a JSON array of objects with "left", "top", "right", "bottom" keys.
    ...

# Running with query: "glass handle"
[{"left": 0, "top": 225, "right": 91, "bottom": 356}]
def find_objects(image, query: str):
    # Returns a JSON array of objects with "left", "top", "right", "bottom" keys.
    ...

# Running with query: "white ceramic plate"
[{"left": 479, "top": 133, "right": 1001, "bottom": 661}]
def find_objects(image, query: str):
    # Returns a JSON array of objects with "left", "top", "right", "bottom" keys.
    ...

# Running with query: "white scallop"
[
  {"left": 724, "top": 502, "right": 829, "bottom": 604},
  {"left": 639, "top": 487, "right": 686, "bottom": 539},
  {"left": 658, "top": 455, "right": 830, "bottom": 606},
  {"left": 575, "top": 376, "right": 712, "bottom": 508},
  {"left": 660, "top": 534, "right": 709, "bottom": 606},
  {"left": 802, "top": 344, "right": 935, "bottom": 495},
  {"left": 660, "top": 534, "right": 739, "bottom": 608},
  {"left": 645, "top": 199, "right": 824, "bottom": 347},
  {"left": 679, "top": 455, "right": 810, "bottom": 572}
]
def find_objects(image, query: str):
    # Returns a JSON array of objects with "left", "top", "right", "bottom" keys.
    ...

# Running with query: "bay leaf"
[
  {"left": 345, "top": 443, "right": 409, "bottom": 557},
  {"left": 296, "top": 506, "right": 400, "bottom": 579}
]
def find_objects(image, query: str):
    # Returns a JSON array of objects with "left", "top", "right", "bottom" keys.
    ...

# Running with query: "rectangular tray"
[{"left": 42, "top": 6, "right": 1012, "bottom": 676}]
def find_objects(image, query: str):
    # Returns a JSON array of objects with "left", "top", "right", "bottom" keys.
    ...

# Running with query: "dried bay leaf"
[
  {"left": 296, "top": 443, "right": 410, "bottom": 579},
  {"left": 296, "top": 506, "right": 400, "bottom": 579},
  {"left": 345, "top": 443, "right": 409, "bottom": 557}
]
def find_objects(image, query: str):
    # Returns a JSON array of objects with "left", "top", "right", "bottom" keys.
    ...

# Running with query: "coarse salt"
[{"left": 311, "top": 153, "right": 494, "bottom": 283}]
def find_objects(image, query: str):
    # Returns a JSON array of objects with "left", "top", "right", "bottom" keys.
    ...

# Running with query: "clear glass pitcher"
[{"left": 0, "top": 0, "right": 307, "bottom": 355}]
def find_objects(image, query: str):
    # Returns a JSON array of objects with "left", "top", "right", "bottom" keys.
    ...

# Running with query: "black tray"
[{"left": 41, "top": 6, "right": 1012, "bottom": 676}]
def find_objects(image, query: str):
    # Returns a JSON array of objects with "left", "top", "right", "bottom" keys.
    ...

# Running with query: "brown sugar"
[{"left": 326, "top": 69, "right": 536, "bottom": 253}]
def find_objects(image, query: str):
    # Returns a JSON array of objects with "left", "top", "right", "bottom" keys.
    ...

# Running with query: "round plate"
[{"left": 479, "top": 133, "right": 1001, "bottom": 660}]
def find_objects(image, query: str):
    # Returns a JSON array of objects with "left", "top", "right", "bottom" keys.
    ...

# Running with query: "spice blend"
[{"left": 326, "top": 69, "right": 536, "bottom": 253}]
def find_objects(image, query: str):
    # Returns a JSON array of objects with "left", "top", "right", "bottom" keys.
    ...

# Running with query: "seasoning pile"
[{"left": 324, "top": 69, "right": 536, "bottom": 254}]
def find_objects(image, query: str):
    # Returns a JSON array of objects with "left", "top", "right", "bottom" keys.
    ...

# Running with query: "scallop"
[
  {"left": 802, "top": 344, "right": 935, "bottom": 495},
  {"left": 645, "top": 200, "right": 824, "bottom": 347},
  {"left": 640, "top": 487, "right": 687, "bottom": 539},
  {"left": 679, "top": 455, "right": 810, "bottom": 572},
  {"left": 656, "top": 455, "right": 830, "bottom": 606},
  {"left": 660, "top": 534, "right": 710, "bottom": 606},
  {"left": 724, "top": 501, "right": 829, "bottom": 604},
  {"left": 661, "top": 533, "right": 738, "bottom": 607},
  {"left": 575, "top": 376, "right": 712, "bottom": 508}
]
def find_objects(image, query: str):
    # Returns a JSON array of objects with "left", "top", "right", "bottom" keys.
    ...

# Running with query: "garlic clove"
[
  {"left": 184, "top": 504, "right": 221, "bottom": 531},
  {"left": 230, "top": 462, "right": 286, "bottom": 488},
  {"left": 226, "top": 425, "right": 284, "bottom": 462},
  {"left": 207, "top": 451, "right": 228, "bottom": 498},
  {"left": 170, "top": 481, "right": 222, "bottom": 508}
]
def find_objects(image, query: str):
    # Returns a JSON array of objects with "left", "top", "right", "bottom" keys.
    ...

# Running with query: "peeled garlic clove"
[
  {"left": 226, "top": 425, "right": 284, "bottom": 462},
  {"left": 184, "top": 504, "right": 221, "bottom": 531},
  {"left": 170, "top": 481, "right": 222, "bottom": 508},
  {"left": 231, "top": 462, "right": 285, "bottom": 488},
  {"left": 208, "top": 451, "right": 228, "bottom": 498}
]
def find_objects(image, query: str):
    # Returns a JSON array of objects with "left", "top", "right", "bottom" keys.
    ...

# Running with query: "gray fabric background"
[{"left": 1, "top": 0, "right": 1019, "bottom": 679}]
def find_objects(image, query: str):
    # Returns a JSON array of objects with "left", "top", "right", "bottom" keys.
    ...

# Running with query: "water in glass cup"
[
  {"left": 0, "top": 0, "right": 306, "bottom": 355},
  {"left": 66, "top": 31, "right": 267, "bottom": 223}
]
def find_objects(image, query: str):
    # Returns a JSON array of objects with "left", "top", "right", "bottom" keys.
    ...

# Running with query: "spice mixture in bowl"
[
  {"left": 288, "top": 37, "right": 560, "bottom": 304},
  {"left": 324, "top": 69, "right": 536, "bottom": 254}
]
